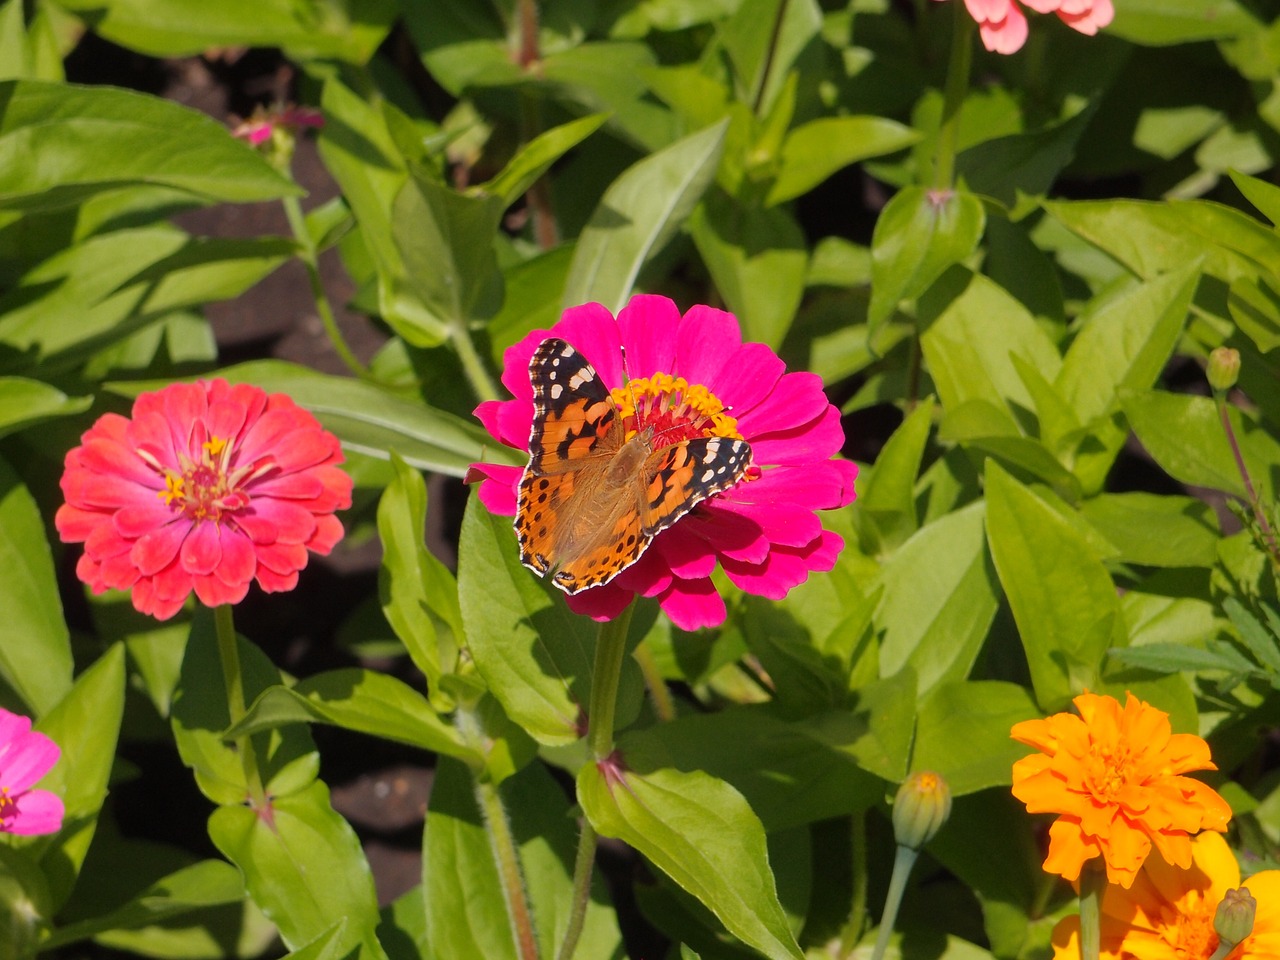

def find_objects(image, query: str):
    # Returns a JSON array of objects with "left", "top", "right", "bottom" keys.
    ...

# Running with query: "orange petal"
[{"left": 1044, "top": 817, "right": 1099, "bottom": 881}]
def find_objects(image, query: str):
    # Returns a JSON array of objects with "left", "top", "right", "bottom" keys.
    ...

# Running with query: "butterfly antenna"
[{"left": 618, "top": 342, "right": 644, "bottom": 431}]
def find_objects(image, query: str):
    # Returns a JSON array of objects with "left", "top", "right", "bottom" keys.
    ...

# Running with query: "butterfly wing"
[{"left": 639, "top": 436, "right": 752, "bottom": 537}]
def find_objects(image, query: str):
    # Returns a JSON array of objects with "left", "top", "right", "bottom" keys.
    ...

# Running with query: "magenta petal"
[
  {"left": 0, "top": 710, "right": 31, "bottom": 747},
  {"left": 709, "top": 342, "right": 785, "bottom": 418},
  {"left": 737, "top": 371, "right": 831, "bottom": 437},
  {"left": 750, "top": 406, "right": 847, "bottom": 465},
  {"left": 496, "top": 398, "right": 535, "bottom": 450},
  {"left": 652, "top": 526, "right": 718, "bottom": 580},
  {"left": 217, "top": 530, "right": 257, "bottom": 587},
  {"left": 656, "top": 577, "right": 727, "bottom": 631},
  {"left": 115, "top": 501, "right": 179, "bottom": 538},
  {"left": 564, "top": 582, "right": 634, "bottom": 622},
  {"left": 0, "top": 730, "right": 60, "bottom": 791},
  {"left": 674, "top": 304, "right": 742, "bottom": 386},
  {"left": 472, "top": 464, "right": 522, "bottom": 517},
  {"left": 6, "top": 789, "right": 63, "bottom": 835},
  {"left": 180, "top": 523, "right": 221, "bottom": 576},
  {"left": 555, "top": 302, "right": 626, "bottom": 387},
  {"left": 617, "top": 295, "right": 680, "bottom": 380},
  {"left": 132, "top": 520, "right": 191, "bottom": 576},
  {"left": 687, "top": 503, "right": 769, "bottom": 563}
]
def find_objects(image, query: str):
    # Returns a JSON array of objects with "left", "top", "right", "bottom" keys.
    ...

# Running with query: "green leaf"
[
  {"left": 919, "top": 270, "right": 1061, "bottom": 419},
  {"left": 0, "top": 378, "right": 90, "bottom": 438},
  {"left": 423, "top": 758, "right": 622, "bottom": 960},
  {"left": 111, "top": 359, "right": 512, "bottom": 477},
  {"left": 956, "top": 107, "right": 1093, "bottom": 216},
  {"left": 1229, "top": 276, "right": 1280, "bottom": 354},
  {"left": 0, "top": 455, "right": 71, "bottom": 716},
  {"left": 209, "top": 780, "right": 387, "bottom": 959},
  {"left": 378, "top": 454, "right": 462, "bottom": 707},
  {"left": 479, "top": 113, "right": 608, "bottom": 208},
  {"left": 868, "top": 187, "right": 985, "bottom": 334},
  {"left": 1223, "top": 597, "right": 1280, "bottom": 676},
  {"left": 1107, "top": 642, "right": 1257, "bottom": 676},
  {"left": 563, "top": 119, "right": 728, "bottom": 313},
  {"left": 689, "top": 191, "right": 805, "bottom": 348},
  {"left": 767, "top": 116, "right": 918, "bottom": 206},
  {"left": 853, "top": 397, "right": 933, "bottom": 555},
  {"left": 1230, "top": 170, "right": 1280, "bottom": 227},
  {"left": 0, "top": 80, "right": 298, "bottom": 210},
  {"left": 1108, "top": 0, "right": 1257, "bottom": 45},
  {"left": 229, "top": 669, "right": 473, "bottom": 763},
  {"left": 458, "top": 496, "right": 637, "bottom": 745},
  {"left": 914, "top": 681, "right": 1040, "bottom": 796},
  {"left": 720, "top": 0, "right": 820, "bottom": 115},
  {"left": 34, "top": 645, "right": 126, "bottom": 910},
  {"left": 578, "top": 760, "right": 803, "bottom": 960},
  {"left": 984, "top": 462, "right": 1118, "bottom": 709},
  {"left": 874, "top": 502, "right": 1000, "bottom": 696},
  {"left": 42, "top": 860, "right": 245, "bottom": 949},
  {"left": 1122, "top": 390, "right": 1280, "bottom": 501},
  {"left": 1079, "top": 493, "right": 1220, "bottom": 568}
]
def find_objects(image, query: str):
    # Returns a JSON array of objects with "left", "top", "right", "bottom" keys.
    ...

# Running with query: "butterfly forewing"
[
  {"left": 525, "top": 338, "right": 620, "bottom": 476},
  {"left": 640, "top": 436, "right": 751, "bottom": 536}
]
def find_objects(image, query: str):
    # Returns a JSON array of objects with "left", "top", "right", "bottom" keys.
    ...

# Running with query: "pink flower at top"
[
  {"left": 468, "top": 295, "right": 857, "bottom": 631},
  {"left": 0, "top": 708, "right": 63, "bottom": 836},
  {"left": 231, "top": 105, "right": 324, "bottom": 148},
  {"left": 56, "top": 380, "right": 353, "bottom": 621},
  {"left": 938, "top": 0, "right": 1114, "bottom": 54}
]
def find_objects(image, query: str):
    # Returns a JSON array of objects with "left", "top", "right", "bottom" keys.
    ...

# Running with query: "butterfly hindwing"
[{"left": 641, "top": 436, "right": 752, "bottom": 536}]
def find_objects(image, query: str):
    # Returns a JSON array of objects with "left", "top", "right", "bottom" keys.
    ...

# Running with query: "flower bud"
[
  {"left": 1214, "top": 886, "right": 1256, "bottom": 951},
  {"left": 892, "top": 771, "right": 952, "bottom": 850},
  {"left": 1207, "top": 347, "right": 1241, "bottom": 393}
]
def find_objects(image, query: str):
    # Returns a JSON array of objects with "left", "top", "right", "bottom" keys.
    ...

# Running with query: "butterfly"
[{"left": 516, "top": 337, "right": 752, "bottom": 594}]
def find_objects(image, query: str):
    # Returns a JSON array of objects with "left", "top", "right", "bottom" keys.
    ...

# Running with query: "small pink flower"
[
  {"left": 0, "top": 709, "right": 63, "bottom": 836},
  {"left": 56, "top": 380, "right": 353, "bottom": 621},
  {"left": 231, "top": 104, "right": 324, "bottom": 147},
  {"left": 469, "top": 295, "right": 857, "bottom": 631},
  {"left": 938, "top": 0, "right": 1113, "bottom": 54}
]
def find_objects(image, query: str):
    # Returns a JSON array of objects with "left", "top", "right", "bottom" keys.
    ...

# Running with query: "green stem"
[
  {"left": 632, "top": 639, "right": 675, "bottom": 723},
  {"left": 750, "top": 0, "right": 789, "bottom": 115},
  {"left": 838, "top": 810, "right": 869, "bottom": 957},
  {"left": 870, "top": 845, "right": 919, "bottom": 960},
  {"left": 476, "top": 775, "right": 541, "bottom": 960},
  {"left": 933, "top": 1, "right": 974, "bottom": 192},
  {"left": 281, "top": 194, "right": 369, "bottom": 379},
  {"left": 212, "top": 604, "right": 265, "bottom": 805},
  {"left": 1078, "top": 863, "right": 1106, "bottom": 960},
  {"left": 450, "top": 315, "right": 502, "bottom": 404},
  {"left": 1216, "top": 393, "right": 1280, "bottom": 570},
  {"left": 558, "top": 604, "right": 636, "bottom": 960}
]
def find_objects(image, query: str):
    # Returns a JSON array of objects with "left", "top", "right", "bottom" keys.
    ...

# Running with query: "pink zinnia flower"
[
  {"left": 0, "top": 708, "right": 63, "bottom": 836},
  {"left": 56, "top": 380, "right": 353, "bottom": 621},
  {"left": 938, "top": 0, "right": 1114, "bottom": 54},
  {"left": 468, "top": 295, "right": 857, "bottom": 631}
]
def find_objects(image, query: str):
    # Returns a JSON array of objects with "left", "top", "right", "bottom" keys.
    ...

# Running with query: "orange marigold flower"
[
  {"left": 1011, "top": 692, "right": 1232, "bottom": 888},
  {"left": 1050, "top": 832, "right": 1280, "bottom": 960}
]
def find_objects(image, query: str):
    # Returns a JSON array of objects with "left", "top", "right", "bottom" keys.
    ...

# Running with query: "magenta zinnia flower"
[
  {"left": 0, "top": 708, "right": 63, "bottom": 836},
  {"left": 469, "top": 295, "right": 857, "bottom": 631},
  {"left": 56, "top": 379, "right": 353, "bottom": 621},
  {"left": 938, "top": 0, "right": 1114, "bottom": 54}
]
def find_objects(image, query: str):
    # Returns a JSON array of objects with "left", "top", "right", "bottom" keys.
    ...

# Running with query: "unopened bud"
[
  {"left": 892, "top": 771, "right": 952, "bottom": 850},
  {"left": 1214, "top": 886, "right": 1256, "bottom": 951},
  {"left": 1207, "top": 347, "right": 1241, "bottom": 393}
]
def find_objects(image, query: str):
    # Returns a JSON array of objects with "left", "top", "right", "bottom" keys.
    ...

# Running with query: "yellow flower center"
[
  {"left": 1167, "top": 898, "right": 1218, "bottom": 959},
  {"left": 0, "top": 786, "right": 14, "bottom": 826},
  {"left": 141, "top": 434, "right": 272, "bottom": 524},
  {"left": 609, "top": 373, "right": 743, "bottom": 446},
  {"left": 1086, "top": 742, "right": 1139, "bottom": 802}
]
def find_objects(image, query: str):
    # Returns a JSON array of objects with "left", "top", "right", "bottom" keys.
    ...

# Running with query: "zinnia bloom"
[
  {"left": 468, "top": 295, "right": 857, "bottom": 631},
  {"left": 1011, "top": 692, "right": 1232, "bottom": 888},
  {"left": 56, "top": 379, "right": 352, "bottom": 621},
  {"left": 0, "top": 708, "right": 63, "bottom": 836},
  {"left": 938, "top": 0, "right": 1115, "bottom": 54},
  {"left": 1050, "top": 832, "right": 1280, "bottom": 960}
]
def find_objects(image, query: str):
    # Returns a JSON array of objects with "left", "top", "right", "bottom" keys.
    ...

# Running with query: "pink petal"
[
  {"left": 564, "top": 582, "right": 634, "bottom": 622},
  {"left": 656, "top": 577, "right": 727, "bottom": 631},
  {"left": 115, "top": 501, "right": 181, "bottom": 539},
  {"left": 251, "top": 472, "right": 324, "bottom": 500},
  {"left": 255, "top": 541, "right": 308, "bottom": 575},
  {"left": 75, "top": 436, "right": 156, "bottom": 486},
  {"left": 737, "top": 371, "right": 831, "bottom": 438},
  {"left": 554, "top": 302, "right": 626, "bottom": 388},
  {"left": 180, "top": 523, "right": 221, "bottom": 576},
  {"left": 722, "top": 531, "right": 845, "bottom": 600},
  {"left": 673, "top": 304, "right": 742, "bottom": 387},
  {"left": 0, "top": 711, "right": 31, "bottom": 749},
  {"left": 132, "top": 520, "right": 192, "bottom": 576},
  {"left": 687, "top": 503, "right": 770, "bottom": 563},
  {"left": 216, "top": 529, "right": 258, "bottom": 587},
  {"left": 257, "top": 566, "right": 301, "bottom": 593},
  {"left": 5, "top": 789, "right": 63, "bottom": 835},
  {"left": 193, "top": 571, "right": 251, "bottom": 608},
  {"left": 306, "top": 513, "right": 346, "bottom": 555},
  {"left": 472, "top": 464, "right": 522, "bottom": 517},
  {"left": 749, "top": 406, "right": 847, "bottom": 465},
  {"left": 651, "top": 526, "right": 718, "bottom": 580},
  {"left": 251, "top": 501, "right": 318, "bottom": 544},
  {"left": 706, "top": 342, "right": 785, "bottom": 419},
  {"left": 0, "top": 729, "right": 60, "bottom": 791},
  {"left": 617, "top": 295, "right": 681, "bottom": 380}
]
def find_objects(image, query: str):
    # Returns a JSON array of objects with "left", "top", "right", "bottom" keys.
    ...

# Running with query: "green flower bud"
[
  {"left": 892, "top": 771, "right": 952, "bottom": 850},
  {"left": 1207, "top": 347, "right": 1241, "bottom": 393},
  {"left": 1214, "top": 886, "right": 1256, "bottom": 951}
]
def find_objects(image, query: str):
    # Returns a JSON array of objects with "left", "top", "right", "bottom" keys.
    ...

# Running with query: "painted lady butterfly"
[{"left": 516, "top": 337, "right": 752, "bottom": 594}]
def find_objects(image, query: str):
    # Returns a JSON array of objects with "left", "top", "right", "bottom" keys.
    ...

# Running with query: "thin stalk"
[
  {"left": 281, "top": 194, "right": 369, "bottom": 379},
  {"left": 476, "top": 775, "right": 541, "bottom": 960},
  {"left": 212, "top": 604, "right": 265, "bottom": 805},
  {"left": 451, "top": 316, "right": 502, "bottom": 404},
  {"left": 933, "top": 1, "right": 974, "bottom": 192},
  {"left": 632, "top": 640, "right": 675, "bottom": 722},
  {"left": 558, "top": 604, "right": 636, "bottom": 960},
  {"left": 1216, "top": 394, "right": 1280, "bottom": 570},
  {"left": 1078, "top": 863, "right": 1106, "bottom": 960},
  {"left": 870, "top": 845, "right": 918, "bottom": 960},
  {"left": 750, "top": 0, "right": 790, "bottom": 116},
  {"left": 515, "top": 0, "right": 559, "bottom": 250},
  {"left": 838, "top": 810, "right": 869, "bottom": 957}
]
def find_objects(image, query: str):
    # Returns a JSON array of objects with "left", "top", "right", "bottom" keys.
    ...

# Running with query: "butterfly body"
[{"left": 516, "top": 338, "right": 751, "bottom": 594}]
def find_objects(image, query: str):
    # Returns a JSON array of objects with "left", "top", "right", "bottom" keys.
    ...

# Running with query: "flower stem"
[
  {"left": 450, "top": 316, "right": 502, "bottom": 404},
  {"left": 1215, "top": 393, "right": 1280, "bottom": 571},
  {"left": 212, "top": 604, "right": 265, "bottom": 805},
  {"left": 934, "top": 0, "right": 974, "bottom": 192},
  {"left": 1078, "top": 863, "right": 1106, "bottom": 960},
  {"left": 559, "top": 603, "right": 636, "bottom": 960},
  {"left": 632, "top": 639, "right": 675, "bottom": 722},
  {"left": 870, "top": 844, "right": 918, "bottom": 960},
  {"left": 281, "top": 193, "right": 369, "bottom": 380},
  {"left": 838, "top": 810, "right": 869, "bottom": 957},
  {"left": 475, "top": 775, "right": 541, "bottom": 960}
]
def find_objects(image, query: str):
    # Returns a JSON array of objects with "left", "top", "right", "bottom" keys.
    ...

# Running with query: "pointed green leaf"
[
  {"left": 1079, "top": 493, "right": 1219, "bottom": 568},
  {"left": 579, "top": 760, "right": 803, "bottom": 960},
  {"left": 479, "top": 113, "right": 608, "bottom": 208},
  {"left": 768, "top": 116, "right": 918, "bottom": 206},
  {"left": 563, "top": 119, "right": 728, "bottom": 313},
  {"left": 984, "top": 462, "right": 1119, "bottom": 708},
  {"left": 0, "top": 378, "right": 91, "bottom": 438},
  {"left": 914, "top": 681, "right": 1039, "bottom": 796},
  {"left": 854, "top": 397, "right": 934, "bottom": 554}
]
